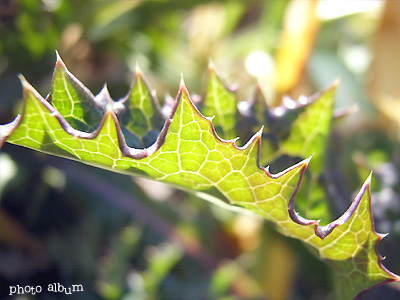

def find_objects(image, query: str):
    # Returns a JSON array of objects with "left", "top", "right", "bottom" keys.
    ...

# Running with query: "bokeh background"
[{"left": 1, "top": 0, "right": 400, "bottom": 299}]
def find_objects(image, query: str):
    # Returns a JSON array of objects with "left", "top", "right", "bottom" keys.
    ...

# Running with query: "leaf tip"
[
  {"left": 55, "top": 49, "right": 61, "bottom": 61},
  {"left": 179, "top": 73, "right": 187, "bottom": 92},
  {"left": 378, "top": 232, "right": 389, "bottom": 240},
  {"left": 230, "top": 136, "right": 240, "bottom": 145},
  {"left": 256, "top": 125, "right": 264, "bottom": 137},
  {"left": 17, "top": 74, "right": 29, "bottom": 87},
  {"left": 18, "top": 75, "right": 42, "bottom": 100},
  {"left": 96, "top": 84, "right": 113, "bottom": 110},
  {"left": 245, "top": 126, "right": 263, "bottom": 149},
  {"left": 55, "top": 50, "right": 66, "bottom": 69},
  {"left": 301, "top": 154, "right": 313, "bottom": 169},
  {"left": 135, "top": 61, "right": 142, "bottom": 76},
  {"left": 0, "top": 115, "right": 22, "bottom": 148},
  {"left": 363, "top": 171, "right": 373, "bottom": 190}
]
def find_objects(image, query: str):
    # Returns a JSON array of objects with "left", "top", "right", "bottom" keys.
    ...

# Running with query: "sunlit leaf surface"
[{"left": 1, "top": 58, "right": 398, "bottom": 300}]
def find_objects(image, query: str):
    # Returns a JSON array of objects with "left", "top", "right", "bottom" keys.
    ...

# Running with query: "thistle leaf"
[
  {"left": 117, "top": 65, "right": 164, "bottom": 148},
  {"left": 202, "top": 64, "right": 237, "bottom": 140},
  {"left": 51, "top": 54, "right": 103, "bottom": 132},
  {"left": 1, "top": 58, "right": 398, "bottom": 300}
]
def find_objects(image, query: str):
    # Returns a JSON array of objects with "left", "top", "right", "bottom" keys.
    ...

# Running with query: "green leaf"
[
  {"left": 202, "top": 64, "right": 237, "bottom": 140},
  {"left": 117, "top": 64, "right": 164, "bottom": 148},
  {"left": 279, "top": 84, "right": 337, "bottom": 174},
  {"left": 278, "top": 86, "right": 337, "bottom": 223},
  {"left": 51, "top": 53, "right": 103, "bottom": 132},
  {"left": 1, "top": 58, "right": 398, "bottom": 300},
  {"left": 51, "top": 54, "right": 164, "bottom": 148},
  {"left": 319, "top": 175, "right": 395, "bottom": 300},
  {"left": 246, "top": 83, "right": 336, "bottom": 222}
]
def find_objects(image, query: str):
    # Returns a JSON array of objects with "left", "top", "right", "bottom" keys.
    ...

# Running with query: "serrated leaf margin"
[{"left": 0, "top": 58, "right": 399, "bottom": 300}]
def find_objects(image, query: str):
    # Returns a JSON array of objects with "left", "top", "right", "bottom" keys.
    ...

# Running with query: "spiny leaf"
[
  {"left": 51, "top": 55, "right": 164, "bottom": 149},
  {"left": 277, "top": 86, "right": 337, "bottom": 223},
  {"left": 318, "top": 175, "right": 395, "bottom": 300},
  {"left": 117, "top": 65, "right": 164, "bottom": 148},
  {"left": 1, "top": 57, "right": 399, "bottom": 300},
  {"left": 201, "top": 64, "right": 237, "bottom": 140},
  {"left": 245, "top": 83, "right": 336, "bottom": 222},
  {"left": 51, "top": 53, "right": 103, "bottom": 132},
  {"left": 248, "top": 81, "right": 336, "bottom": 170},
  {"left": 279, "top": 85, "right": 336, "bottom": 174}
]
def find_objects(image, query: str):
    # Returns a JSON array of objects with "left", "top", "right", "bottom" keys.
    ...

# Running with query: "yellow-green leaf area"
[
  {"left": 199, "top": 161, "right": 227, "bottom": 182},
  {"left": 227, "top": 188, "right": 254, "bottom": 203},
  {"left": 181, "top": 149, "right": 206, "bottom": 164},
  {"left": 78, "top": 139, "right": 97, "bottom": 153},
  {"left": 247, "top": 173, "right": 266, "bottom": 187},
  {"left": 8, "top": 92, "right": 46, "bottom": 144},
  {"left": 201, "top": 131, "right": 216, "bottom": 150},
  {"left": 216, "top": 143, "right": 235, "bottom": 159},
  {"left": 241, "top": 156, "right": 260, "bottom": 177},
  {"left": 180, "top": 157, "right": 202, "bottom": 172},
  {"left": 253, "top": 184, "right": 280, "bottom": 201},
  {"left": 254, "top": 184, "right": 280, "bottom": 204},
  {"left": 258, "top": 196, "right": 288, "bottom": 220},
  {"left": 150, "top": 159, "right": 180, "bottom": 175},
  {"left": 164, "top": 172, "right": 209, "bottom": 190},
  {"left": 207, "top": 150, "right": 225, "bottom": 162},
  {"left": 51, "top": 60, "right": 102, "bottom": 132},
  {"left": 149, "top": 152, "right": 179, "bottom": 175},
  {"left": 182, "top": 104, "right": 196, "bottom": 124},
  {"left": 54, "top": 137, "right": 83, "bottom": 156},
  {"left": 218, "top": 172, "right": 249, "bottom": 194},
  {"left": 2, "top": 62, "right": 399, "bottom": 300},
  {"left": 180, "top": 123, "right": 201, "bottom": 141},
  {"left": 193, "top": 141, "right": 208, "bottom": 155},
  {"left": 230, "top": 155, "right": 247, "bottom": 170},
  {"left": 161, "top": 133, "right": 178, "bottom": 152},
  {"left": 216, "top": 160, "right": 232, "bottom": 175}
]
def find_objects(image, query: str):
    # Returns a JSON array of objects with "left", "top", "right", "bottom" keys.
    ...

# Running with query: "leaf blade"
[
  {"left": 1, "top": 60, "right": 398, "bottom": 300},
  {"left": 202, "top": 65, "right": 237, "bottom": 140},
  {"left": 51, "top": 55, "right": 103, "bottom": 132}
]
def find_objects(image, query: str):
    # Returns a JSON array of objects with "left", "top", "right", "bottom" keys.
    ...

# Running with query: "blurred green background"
[{"left": 1, "top": 0, "right": 400, "bottom": 299}]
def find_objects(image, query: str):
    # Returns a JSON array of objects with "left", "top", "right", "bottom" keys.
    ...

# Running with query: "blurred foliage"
[{"left": 1, "top": 0, "right": 400, "bottom": 299}]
